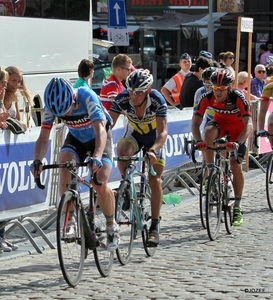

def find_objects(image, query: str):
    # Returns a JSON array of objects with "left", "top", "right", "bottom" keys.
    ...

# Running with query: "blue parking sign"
[{"left": 108, "top": 0, "right": 127, "bottom": 28}]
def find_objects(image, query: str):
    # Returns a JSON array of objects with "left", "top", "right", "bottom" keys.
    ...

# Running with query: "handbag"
[{"left": 5, "top": 117, "right": 26, "bottom": 134}]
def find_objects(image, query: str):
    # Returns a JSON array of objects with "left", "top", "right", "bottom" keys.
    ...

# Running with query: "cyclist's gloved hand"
[
  {"left": 258, "top": 129, "right": 268, "bottom": 137},
  {"left": 30, "top": 159, "right": 43, "bottom": 176},
  {"left": 93, "top": 157, "right": 103, "bottom": 169},
  {"left": 195, "top": 141, "right": 208, "bottom": 150},
  {"left": 226, "top": 142, "right": 239, "bottom": 152}
]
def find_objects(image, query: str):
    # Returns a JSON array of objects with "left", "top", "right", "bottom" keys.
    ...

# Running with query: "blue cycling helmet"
[{"left": 44, "top": 78, "right": 74, "bottom": 117}]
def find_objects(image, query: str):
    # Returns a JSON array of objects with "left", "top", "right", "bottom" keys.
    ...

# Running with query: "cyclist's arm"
[
  {"left": 92, "top": 119, "right": 107, "bottom": 159},
  {"left": 33, "top": 126, "right": 51, "bottom": 161},
  {"left": 108, "top": 110, "right": 120, "bottom": 128},
  {"left": 258, "top": 100, "right": 270, "bottom": 131},
  {"left": 236, "top": 116, "right": 253, "bottom": 144},
  {"left": 151, "top": 116, "right": 168, "bottom": 150},
  {"left": 191, "top": 115, "right": 203, "bottom": 142}
]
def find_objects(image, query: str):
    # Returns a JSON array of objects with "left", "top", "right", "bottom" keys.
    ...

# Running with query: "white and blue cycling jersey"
[{"left": 42, "top": 86, "right": 112, "bottom": 143}]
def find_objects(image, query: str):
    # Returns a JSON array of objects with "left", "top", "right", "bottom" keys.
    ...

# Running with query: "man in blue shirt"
[{"left": 251, "top": 64, "right": 266, "bottom": 97}]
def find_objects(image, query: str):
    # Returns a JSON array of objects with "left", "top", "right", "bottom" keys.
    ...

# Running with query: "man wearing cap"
[
  {"left": 199, "top": 50, "right": 213, "bottom": 63},
  {"left": 161, "top": 53, "right": 192, "bottom": 107},
  {"left": 179, "top": 56, "right": 212, "bottom": 109}
]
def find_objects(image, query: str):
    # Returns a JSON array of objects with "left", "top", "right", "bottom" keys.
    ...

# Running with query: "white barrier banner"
[
  {"left": 0, "top": 127, "right": 56, "bottom": 221},
  {"left": 0, "top": 108, "right": 195, "bottom": 221}
]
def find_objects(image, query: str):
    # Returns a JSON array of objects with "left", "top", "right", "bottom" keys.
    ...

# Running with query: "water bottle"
[{"left": 163, "top": 194, "right": 181, "bottom": 205}]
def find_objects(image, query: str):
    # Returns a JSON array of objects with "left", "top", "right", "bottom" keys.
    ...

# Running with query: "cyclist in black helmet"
[{"left": 109, "top": 69, "right": 168, "bottom": 247}]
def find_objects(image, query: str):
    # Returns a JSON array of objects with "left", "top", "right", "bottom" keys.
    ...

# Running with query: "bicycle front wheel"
[
  {"left": 141, "top": 198, "right": 158, "bottom": 257},
  {"left": 199, "top": 165, "right": 207, "bottom": 229},
  {"left": 115, "top": 181, "right": 135, "bottom": 265},
  {"left": 93, "top": 205, "right": 114, "bottom": 277},
  {"left": 224, "top": 178, "right": 235, "bottom": 234},
  {"left": 206, "top": 168, "right": 222, "bottom": 241},
  {"left": 56, "top": 191, "right": 85, "bottom": 287},
  {"left": 266, "top": 154, "right": 273, "bottom": 212}
]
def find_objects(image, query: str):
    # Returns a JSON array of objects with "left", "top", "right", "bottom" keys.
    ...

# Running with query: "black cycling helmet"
[
  {"left": 202, "top": 67, "right": 218, "bottom": 82},
  {"left": 44, "top": 78, "right": 74, "bottom": 117},
  {"left": 125, "top": 68, "right": 153, "bottom": 92},
  {"left": 210, "top": 68, "right": 234, "bottom": 86}
]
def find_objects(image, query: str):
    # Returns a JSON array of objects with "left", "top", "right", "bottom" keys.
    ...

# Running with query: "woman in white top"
[{"left": 4, "top": 66, "right": 33, "bottom": 130}]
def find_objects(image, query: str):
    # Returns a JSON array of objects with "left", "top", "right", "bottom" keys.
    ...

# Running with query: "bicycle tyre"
[
  {"left": 56, "top": 191, "right": 85, "bottom": 287},
  {"left": 199, "top": 165, "right": 207, "bottom": 229},
  {"left": 115, "top": 181, "right": 135, "bottom": 265},
  {"left": 205, "top": 168, "right": 222, "bottom": 241},
  {"left": 224, "top": 178, "right": 234, "bottom": 234},
  {"left": 141, "top": 197, "right": 157, "bottom": 257},
  {"left": 92, "top": 205, "right": 114, "bottom": 277},
  {"left": 266, "top": 154, "right": 273, "bottom": 212}
]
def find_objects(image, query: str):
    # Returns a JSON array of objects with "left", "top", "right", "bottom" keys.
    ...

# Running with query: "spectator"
[
  {"left": 0, "top": 66, "right": 32, "bottom": 252},
  {"left": 161, "top": 52, "right": 192, "bottom": 107},
  {"left": 4, "top": 66, "right": 33, "bottom": 129},
  {"left": 223, "top": 51, "right": 236, "bottom": 77},
  {"left": 155, "top": 47, "right": 167, "bottom": 87},
  {"left": 0, "top": 68, "right": 10, "bottom": 127},
  {"left": 250, "top": 64, "right": 266, "bottom": 98},
  {"left": 257, "top": 44, "right": 267, "bottom": 64},
  {"left": 260, "top": 40, "right": 273, "bottom": 66},
  {"left": 73, "top": 59, "right": 95, "bottom": 89},
  {"left": 179, "top": 56, "right": 211, "bottom": 109},
  {"left": 237, "top": 71, "right": 257, "bottom": 100},
  {"left": 199, "top": 50, "right": 213, "bottom": 63},
  {"left": 218, "top": 52, "right": 226, "bottom": 67},
  {"left": 265, "top": 64, "right": 273, "bottom": 84},
  {"left": 99, "top": 54, "right": 132, "bottom": 111}
]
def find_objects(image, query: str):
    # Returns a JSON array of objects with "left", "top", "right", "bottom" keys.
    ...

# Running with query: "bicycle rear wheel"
[
  {"left": 92, "top": 205, "right": 114, "bottom": 277},
  {"left": 206, "top": 168, "right": 222, "bottom": 241},
  {"left": 199, "top": 165, "right": 207, "bottom": 229},
  {"left": 266, "top": 154, "right": 273, "bottom": 212},
  {"left": 56, "top": 191, "right": 85, "bottom": 287},
  {"left": 115, "top": 181, "right": 135, "bottom": 265}
]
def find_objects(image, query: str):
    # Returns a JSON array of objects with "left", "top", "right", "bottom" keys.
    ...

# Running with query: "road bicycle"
[
  {"left": 254, "top": 130, "right": 273, "bottom": 212},
  {"left": 185, "top": 137, "right": 236, "bottom": 241},
  {"left": 113, "top": 151, "right": 158, "bottom": 265},
  {"left": 34, "top": 156, "right": 114, "bottom": 287}
]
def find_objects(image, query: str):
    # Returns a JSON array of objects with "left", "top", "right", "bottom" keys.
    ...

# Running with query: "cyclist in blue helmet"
[{"left": 31, "top": 77, "right": 119, "bottom": 252}]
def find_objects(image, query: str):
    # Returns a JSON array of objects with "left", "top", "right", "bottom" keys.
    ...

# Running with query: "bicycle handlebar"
[
  {"left": 34, "top": 159, "right": 102, "bottom": 190},
  {"left": 113, "top": 155, "right": 157, "bottom": 176},
  {"left": 253, "top": 130, "right": 273, "bottom": 149},
  {"left": 184, "top": 137, "right": 239, "bottom": 164}
]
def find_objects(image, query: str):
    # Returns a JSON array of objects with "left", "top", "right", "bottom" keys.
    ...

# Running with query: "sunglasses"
[
  {"left": 128, "top": 89, "right": 147, "bottom": 95},
  {"left": 204, "top": 83, "right": 212, "bottom": 89},
  {"left": 257, "top": 70, "right": 266, "bottom": 74},
  {"left": 212, "top": 85, "right": 229, "bottom": 91},
  {"left": 228, "top": 56, "right": 234, "bottom": 59}
]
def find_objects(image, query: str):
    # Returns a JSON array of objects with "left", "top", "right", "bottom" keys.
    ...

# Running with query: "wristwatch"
[{"left": 149, "top": 148, "right": 160, "bottom": 156}]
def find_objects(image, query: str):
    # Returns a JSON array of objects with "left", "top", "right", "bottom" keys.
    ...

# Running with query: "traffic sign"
[
  {"left": 108, "top": 28, "right": 129, "bottom": 46},
  {"left": 108, "top": 0, "right": 127, "bottom": 28}
]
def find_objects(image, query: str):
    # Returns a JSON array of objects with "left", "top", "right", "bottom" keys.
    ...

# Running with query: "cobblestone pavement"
[{"left": 0, "top": 169, "right": 272, "bottom": 299}]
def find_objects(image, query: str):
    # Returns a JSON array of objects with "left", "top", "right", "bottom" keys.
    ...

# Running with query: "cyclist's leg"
[
  {"left": 203, "top": 120, "right": 220, "bottom": 164},
  {"left": 229, "top": 141, "right": 246, "bottom": 226},
  {"left": 267, "top": 112, "right": 273, "bottom": 147}
]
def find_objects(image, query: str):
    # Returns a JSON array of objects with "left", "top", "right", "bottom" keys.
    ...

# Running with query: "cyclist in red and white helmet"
[{"left": 192, "top": 68, "right": 253, "bottom": 227}]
